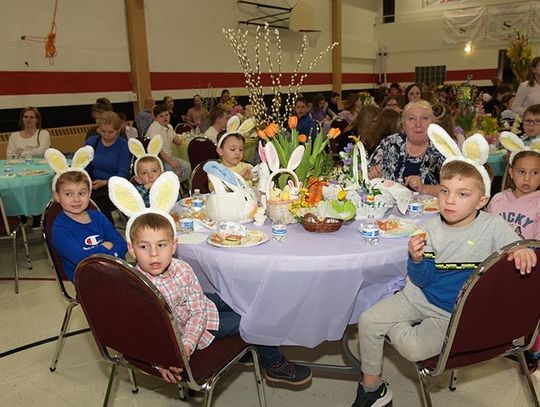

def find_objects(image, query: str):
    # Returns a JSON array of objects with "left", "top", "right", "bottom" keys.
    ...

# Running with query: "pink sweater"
[{"left": 487, "top": 189, "right": 540, "bottom": 240}]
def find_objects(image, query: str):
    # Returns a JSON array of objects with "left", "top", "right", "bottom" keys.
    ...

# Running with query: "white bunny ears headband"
[
  {"left": 108, "top": 171, "right": 179, "bottom": 243},
  {"left": 216, "top": 115, "right": 257, "bottom": 148},
  {"left": 128, "top": 135, "right": 164, "bottom": 176},
  {"left": 499, "top": 131, "right": 540, "bottom": 165},
  {"left": 45, "top": 146, "right": 94, "bottom": 191},
  {"left": 427, "top": 124, "right": 491, "bottom": 197}
]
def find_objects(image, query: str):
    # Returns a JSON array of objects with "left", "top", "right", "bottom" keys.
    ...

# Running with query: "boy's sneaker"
[
  {"left": 265, "top": 357, "right": 312, "bottom": 385},
  {"left": 351, "top": 381, "right": 392, "bottom": 407},
  {"left": 525, "top": 351, "right": 540, "bottom": 373}
]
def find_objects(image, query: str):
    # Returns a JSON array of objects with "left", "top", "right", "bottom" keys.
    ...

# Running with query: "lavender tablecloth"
[{"left": 175, "top": 215, "right": 426, "bottom": 348}]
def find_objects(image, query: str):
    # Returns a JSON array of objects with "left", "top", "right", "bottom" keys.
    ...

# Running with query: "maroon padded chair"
[
  {"left": 400, "top": 240, "right": 540, "bottom": 407},
  {"left": 189, "top": 160, "right": 216, "bottom": 195},
  {"left": 175, "top": 122, "right": 194, "bottom": 135},
  {"left": 187, "top": 137, "right": 219, "bottom": 170},
  {"left": 42, "top": 199, "right": 97, "bottom": 371},
  {"left": 74, "top": 254, "right": 266, "bottom": 407}
]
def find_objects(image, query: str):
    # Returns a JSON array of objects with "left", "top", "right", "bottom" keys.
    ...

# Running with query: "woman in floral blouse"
[{"left": 368, "top": 100, "right": 445, "bottom": 196}]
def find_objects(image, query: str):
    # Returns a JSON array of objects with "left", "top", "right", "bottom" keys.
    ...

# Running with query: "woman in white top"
[
  {"left": 512, "top": 57, "right": 540, "bottom": 116},
  {"left": 6, "top": 107, "right": 51, "bottom": 158}
]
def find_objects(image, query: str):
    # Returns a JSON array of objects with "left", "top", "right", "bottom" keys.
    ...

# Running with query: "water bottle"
[
  {"left": 271, "top": 221, "right": 287, "bottom": 242},
  {"left": 408, "top": 192, "right": 424, "bottom": 217},
  {"left": 178, "top": 206, "right": 194, "bottom": 234},
  {"left": 360, "top": 214, "right": 380, "bottom": 245}
]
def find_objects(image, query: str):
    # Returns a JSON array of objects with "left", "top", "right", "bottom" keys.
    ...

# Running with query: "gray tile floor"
[{"left": 0, "top": 227, "right": 538, "bottom": 406}]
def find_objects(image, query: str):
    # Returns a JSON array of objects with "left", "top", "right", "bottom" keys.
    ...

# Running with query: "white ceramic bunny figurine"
[
  {"left": 108, "top": 171, "right": 179, "bottom": 242},
  {"left": 499, "top": 131, "right": 540, "bottom": 164},
  {"left": 427, "top": 123, "right": 491, "bottom": 196},
  {"left": 128, "top": 134, "right": 164, "bottom": 176},
  {"left": 45, "top": 146, "right": 94, "bottom": 190}
]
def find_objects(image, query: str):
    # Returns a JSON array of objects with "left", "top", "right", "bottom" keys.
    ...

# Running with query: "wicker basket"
[
  {"left": 266, "top": 168, "right": 300, "bottom": 225},
  {"left": 267, "top": 199, "right": 297, "bottom": 224},
  {"left": 302, "top": 213, "right": 343, "bottom": 233}
]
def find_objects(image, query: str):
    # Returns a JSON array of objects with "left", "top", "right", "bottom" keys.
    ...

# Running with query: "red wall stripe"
[
  {"left": 0, "top": 71, "right": 132, "bottom": 96},
  {"left": 0, "top": 69, "right": 498, "bottom": 96}
]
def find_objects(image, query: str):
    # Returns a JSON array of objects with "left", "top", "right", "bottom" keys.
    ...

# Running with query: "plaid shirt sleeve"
[{"left": 171, "top": 260, "right": 219, "bottom": 351}]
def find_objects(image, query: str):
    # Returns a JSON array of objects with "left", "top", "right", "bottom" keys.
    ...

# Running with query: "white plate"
[
  {"left": 377, "top": 216, "right": 418, "bottom": 239},
  {"left": 207, "top": 232, "right": 269, "bottom": 248},
  {"left": 0, "top": 174, "right": 17, "bottom": 179},
  {"left": 17, "top": 169, "right": 49, "bottom": 176}
]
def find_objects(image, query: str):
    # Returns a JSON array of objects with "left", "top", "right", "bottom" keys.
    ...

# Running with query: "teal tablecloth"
[
  {"left": 0, "top": 160, "right": 54, "bottom": 216},
  {"left": 487, "top": 149, "right": 507, "bottom": 177}
]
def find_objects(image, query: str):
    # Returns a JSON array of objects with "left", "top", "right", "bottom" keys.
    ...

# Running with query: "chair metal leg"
[
  {"left": 12, "top": 232, "right": 19, "bottom": 294},
  {"left": 415, "top": 365, "right": 433, "bottom": 407},
  {"left": 20, "top": 225, "right": 32, "bottom": 270},
  {"left": 103, "top": 364, "right": 118, "bottom": 407},
  {"left": 127, "top": 368, "right": 139, "bottom": 393},
  {"left": 516, "top": 352, "right": 540, "bottom": 407},
  {"left": 202, "top": 385, "right": 215, "bottom": 407},
  {"left": 448, "top": 369, "right": 458, "bottom": 391},
  {"left": 251, "top": 348, "right": 267, "bottom": 407},
  {"left": 49, "top": 300, "right": 78, "bottom": 371}
]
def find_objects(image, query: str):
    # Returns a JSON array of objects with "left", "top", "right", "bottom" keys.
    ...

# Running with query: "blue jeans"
[{"left": 205, "top": 292, "right": 282, "bottom": 368}]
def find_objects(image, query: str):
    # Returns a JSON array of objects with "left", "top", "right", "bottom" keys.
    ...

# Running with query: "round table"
[
  {"left": 0, "top": 159, "right": 54, "bottom": 216},
  {"left": 176, "top": 215, "right": 427, "bottom": 348}
]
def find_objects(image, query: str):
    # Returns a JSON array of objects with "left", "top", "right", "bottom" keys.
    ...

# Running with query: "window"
[
  {"left": 415, "top": 66, "right": 446, "bottom": 86},
  {"left": 383, "top": 0, "right": 395, "bottom": 24}
]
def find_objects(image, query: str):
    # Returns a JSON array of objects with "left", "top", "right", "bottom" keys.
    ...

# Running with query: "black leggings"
[{"left": 91, "top": 186, "right": 116, "bottom": 224}]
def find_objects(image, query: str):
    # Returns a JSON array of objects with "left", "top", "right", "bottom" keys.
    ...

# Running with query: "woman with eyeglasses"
[{"left": 512, "top": 57, "right": 540, "bottom": 116}]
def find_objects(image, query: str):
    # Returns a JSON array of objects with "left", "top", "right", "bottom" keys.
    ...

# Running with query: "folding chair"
[
  {"left": 42, "top": 199, "right": 97, "bottom": 371},
  {"left": 399, "top": 240, "right": 540, "bottom": 407},
  {"left": 75, "top": 254, "right": 266, "bottom": 407},
  {"left": 175, "top": 122, "right": 194, "bottom": 134},
  {"left": 187, "top": 136, "right": 219, "bottom": 170},
  {"left": 0, "top": 193, "right": 32, "bottom": 293}
]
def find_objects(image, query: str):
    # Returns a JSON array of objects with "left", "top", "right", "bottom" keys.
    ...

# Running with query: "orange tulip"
[
  {"left": 288, "top": 116, "right": 298, "bottom": 130},
  {"left": 298, "top": 134, "right": 307, "bottom": 143},
  {"left": 257, "top": 129, "right": 267, "bottom": 140},
  {"left": 265, "top": 123, "right": 279, "bottom": 138},
  {"left": 327, "top": 127, "right": 341, "bottom": 139}
]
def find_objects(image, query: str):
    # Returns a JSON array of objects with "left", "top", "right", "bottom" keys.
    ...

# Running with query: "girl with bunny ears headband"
[
  {"left": 216, "top": 115, "right": 257, "bottom": 149},
  {"left": 108, "top": 171, "right": 179, "bottom": 243},
  {"left": 427, "top": 123, "right": 492, "bottom": 197},
  {"left": 45, "top": 146, "right": 94, "bottom": 191},
  {"left": 499, "top": 131, "right": 540, "bottom": 165},
  {"left": 129, "top": 134, "right": 164, "bottom": 176}
]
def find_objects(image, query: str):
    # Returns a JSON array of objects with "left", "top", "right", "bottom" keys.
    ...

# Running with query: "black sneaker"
[
  {"left": 264, "top": 357, "right": 312, "bottom": 385},
  {"left": 351, "top": 381, "right": 392, "bottom": 407}
]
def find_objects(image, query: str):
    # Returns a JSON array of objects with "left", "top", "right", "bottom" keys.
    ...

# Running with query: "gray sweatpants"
[{"left": 358, "top": 278, "right": 451, "bottom": 376}]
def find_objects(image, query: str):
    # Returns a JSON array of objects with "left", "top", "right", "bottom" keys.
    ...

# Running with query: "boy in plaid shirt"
[{"left": 127, "top": 213, "right": 311, "bottom": 385}]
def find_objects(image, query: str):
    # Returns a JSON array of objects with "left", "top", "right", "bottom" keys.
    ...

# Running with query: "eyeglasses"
[{"left": 523, "top": 119, "right": 540, "bottom": 126}]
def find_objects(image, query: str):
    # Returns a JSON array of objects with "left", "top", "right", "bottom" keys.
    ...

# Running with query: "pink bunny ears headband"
[
  {"left": 216, "top": 116, "right": 257, "bottom": 149},
  {"left": 427, "top": 124, "right": 491, "bottom": 197}
]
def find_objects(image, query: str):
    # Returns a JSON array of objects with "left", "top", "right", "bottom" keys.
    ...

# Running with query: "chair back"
[
  {"left": 189, "top": 160, "right": 215, "bottom": 195},
  {"left": 187, "top": 137, "right": 219, "bottom": 170},
  {"left": 42, "top": 199, "right": 99, "bottom": 299},
  {"left": 74, "top": 255, "right": 190, "bottom": 379},
  {"left": 175, "top": 122, "right": 193, "bottom": 134},
  {"left": 426, "top": 240, "right": 540, "bottom": 374}
]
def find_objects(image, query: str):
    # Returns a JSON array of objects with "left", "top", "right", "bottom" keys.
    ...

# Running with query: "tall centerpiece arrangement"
[
  {"left": 454, "top": 80, "right": 478, "bottom": 134},
  {"left": 507, "top": 29, "right": 533, "bottom": 88}
]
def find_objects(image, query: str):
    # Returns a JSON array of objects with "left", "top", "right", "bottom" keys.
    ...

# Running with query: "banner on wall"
[
  {"left": 485, "top": 2, "right": 534, "bottom": 41},
  {"left": 443, "top": 6, "right": 486, "bottom": 44}
]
